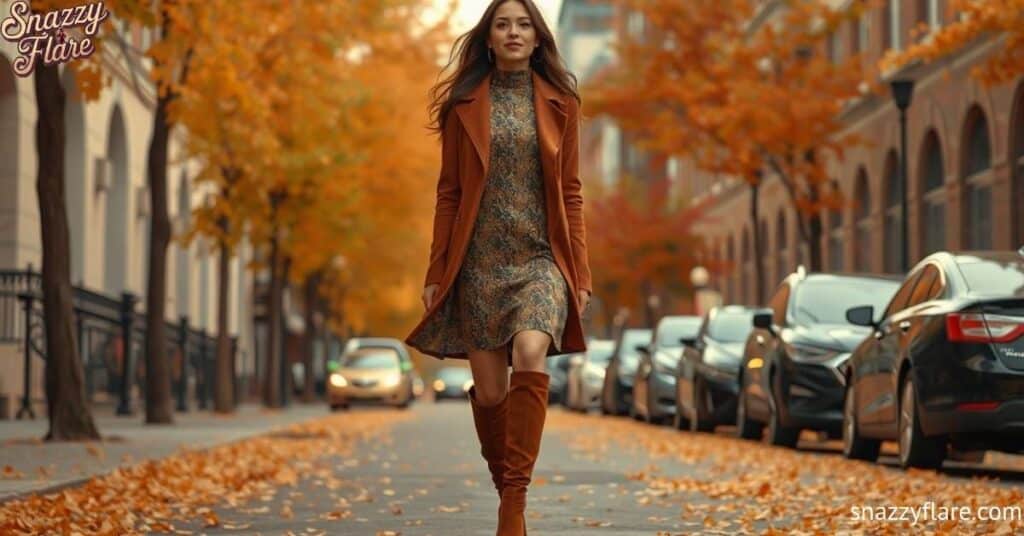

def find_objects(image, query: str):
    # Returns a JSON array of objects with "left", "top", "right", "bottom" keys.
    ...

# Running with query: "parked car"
[
  {"left": 600, "top": 328, "right": 653, "bottom": 415},
  {"left": 432, "top": 366, "right": 474, "bottom": 401},
  {"left": 842, "top": 251, "right": 1024, "bottom": 469},
  {"left": 632, "top": 315, "right": 703, "bottom": 424},
  {"left": 675, "top": 305, "right": 764, "bottom": 432},
  {"left": 736, "top": 270, "right": 901, "bottom": 447},
  {"left": 565, "top": 339, "right": 616, "bottom": 412},
  {"left": 547, "top": 354, "right": 573, "bottom": 405},
  {"left": 327, "top": 339, "right": 417, "bottom": 410}
]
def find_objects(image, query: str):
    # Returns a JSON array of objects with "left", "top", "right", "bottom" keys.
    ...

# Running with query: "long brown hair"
[{"left": 427, "top": 0, "right": 580, "bottom": 136}]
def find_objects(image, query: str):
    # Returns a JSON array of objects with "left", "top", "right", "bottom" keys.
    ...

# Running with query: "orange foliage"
[
  {"left": 588, "top": 0, "right": 866, "bottom": 262},
  {"left": 883, "top": 0, "right": 1024, "bottom": 85}
]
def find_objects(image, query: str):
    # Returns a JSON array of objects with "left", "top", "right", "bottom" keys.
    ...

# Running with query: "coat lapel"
[{"left": 453, "top": 68, "right": 568, "bottom": 185}]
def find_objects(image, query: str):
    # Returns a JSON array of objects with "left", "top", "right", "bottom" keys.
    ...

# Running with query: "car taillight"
[{"left": 946, "top": 313, "right": 1024, "bottom": 343}]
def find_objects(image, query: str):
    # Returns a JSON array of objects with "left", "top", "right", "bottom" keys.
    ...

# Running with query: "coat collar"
[{"left": 454, "top": 68, "right": 568, "bottom": 181}]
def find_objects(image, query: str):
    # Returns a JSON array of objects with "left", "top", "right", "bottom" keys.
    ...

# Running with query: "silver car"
[{"left": 565, "top": 339, "right": 616, "bottom": 412}]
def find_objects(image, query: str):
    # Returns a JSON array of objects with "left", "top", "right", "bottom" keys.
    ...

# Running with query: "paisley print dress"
[{"left": 407, "top": 67, "right": 570, "bottom": 362}]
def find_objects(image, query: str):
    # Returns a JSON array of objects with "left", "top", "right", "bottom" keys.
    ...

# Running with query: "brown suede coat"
[{"left": 404, "top": 69, "right": 592, "bottom": 359}]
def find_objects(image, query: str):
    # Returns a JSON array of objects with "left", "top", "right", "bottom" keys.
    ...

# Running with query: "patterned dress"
[{"left": 408, "top": 67, "right": 570, "bottom": 362}]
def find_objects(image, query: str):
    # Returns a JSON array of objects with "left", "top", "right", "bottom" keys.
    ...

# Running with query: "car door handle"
[{"left": 898, "top": 320, "right": 911, "bottom": 332}]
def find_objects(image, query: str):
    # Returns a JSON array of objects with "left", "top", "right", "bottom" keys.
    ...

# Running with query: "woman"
[{"left": 403, "top": 0, "right": 592, "bottom": 533}]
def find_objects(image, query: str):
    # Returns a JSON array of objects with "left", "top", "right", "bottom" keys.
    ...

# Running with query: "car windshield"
[
  {"left": 619, "top": 330, "right": 652, "bottom": 365},
  {"left": 957, "top": 258, "right": 1024, "bottom": 296},
  {"left": 341, "top": 348, "right": 400, "bottom": 369},
  {"left": 707, "top": 311, "right": 755, "bottom": 343},
  {"left": 587, "top": 342, "right": 615, "bottom": 365},
  {"left": 793, "top": 278, "right": 900, "bottom": 325},
  {"left": 656, "top": 317, "right": 702, "bottom": 347}
]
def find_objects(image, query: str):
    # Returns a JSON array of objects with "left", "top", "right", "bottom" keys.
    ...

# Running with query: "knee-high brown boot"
[
  {"left": 497, "top": 370, "right": 549, "bottom": 536},
  {"left": 469, "top": 386, "right": 508, "bottom": 496}
]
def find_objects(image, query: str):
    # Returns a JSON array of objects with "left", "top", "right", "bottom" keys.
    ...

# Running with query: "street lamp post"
[{"left": 891, "top": 79, "right": 915, "bottom": 273}]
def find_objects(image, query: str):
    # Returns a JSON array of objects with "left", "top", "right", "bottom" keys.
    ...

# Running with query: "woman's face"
[{"left": 488, "top": 1, "right": 538, "bottom": 70}]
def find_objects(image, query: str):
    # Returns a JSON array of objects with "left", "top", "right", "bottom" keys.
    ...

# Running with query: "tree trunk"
[
  {"left": 749, "top": 182, "right": 765, "bottom": 305},
  {"left": 281, "top": 256, "right": 293, "bottom": 401},
  {"left": 143, "top": 75, "right": 174, "bottom": 425},
  {"left": 214, "top": 227, "right": 233, "bottom": 413},
  {"left": 34, "top": 63, "right": 100, "bottom": 441},
  {"left": 301, "top": 272, "right": 319, "bottom": 403},
  {"left": 264, "top": 230, "right": 282, "bottom": 408}
]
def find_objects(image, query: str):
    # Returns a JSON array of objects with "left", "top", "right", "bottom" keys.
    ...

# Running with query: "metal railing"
[{"left": 1, "top": 266, "right": 237, "bottom": 419}]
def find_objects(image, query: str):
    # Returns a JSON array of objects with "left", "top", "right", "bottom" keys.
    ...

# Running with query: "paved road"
[{"left": 171, "top": 401, "right": 1024, "bottom": 535}]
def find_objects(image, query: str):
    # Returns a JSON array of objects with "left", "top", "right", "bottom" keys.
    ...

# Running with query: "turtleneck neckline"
[{"left": 492, "top": 67, "right": 531, "bottom": 89}]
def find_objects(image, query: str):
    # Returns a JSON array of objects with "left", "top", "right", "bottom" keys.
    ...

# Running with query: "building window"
[
  {"left": 963, "top": 107, "right": 992, "bottom": 249},
  {"left": 919, "top": 130, "right": 945, "bottom": 256},
  {"left": 854, "top": 168, "right": 872, "bottom": 272},
  {"left": 883, "top": 151, "right": 902, "bottom": 273},
  {"left": 627, "top": 11, "right": 645, "bottom": 38},
  {"left": 776, "top": 211, "right": 788, "bottom": 281},
  {"left": 883, "top": 0, "right": 901, "bottom": 51},
  {"left": 828, "top": 185, "right": 844, "bottom": 271}
]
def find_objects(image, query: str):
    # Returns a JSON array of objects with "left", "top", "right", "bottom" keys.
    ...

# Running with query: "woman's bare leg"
[
  {"left": 468, "top": 348, "right": 509, "bottom": 405},
  {"left": 510, "top": 329, "right": 551, "bottom": 372}
]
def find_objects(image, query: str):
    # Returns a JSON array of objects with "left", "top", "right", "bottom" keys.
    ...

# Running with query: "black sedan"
[
  {"left": 676, "top": 305, "right": 763, "bottom": 432},
  {"left": 737, "top": 270, "right": 900, "bottom": 447},
  {"left": 632, "top": 315, "right": 703, "bottom": 424},
  {"left": 600, "top": 328, "right": 653, "bottom": 416},
  {"left": 843, "top": 251, "right": 1024, "bottom": 469}
]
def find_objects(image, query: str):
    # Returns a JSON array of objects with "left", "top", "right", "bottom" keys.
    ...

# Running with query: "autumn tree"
[
  {"left": 589, "top": 0, "right": 864, "bottom": 282},
  {"left": 884, "top": 0, "right": 1024, "bottom": 85}
]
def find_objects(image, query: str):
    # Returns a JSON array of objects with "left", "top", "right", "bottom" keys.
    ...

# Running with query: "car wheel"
[
  {"left": 767, "top": 372, "right": 799, "bottom": 448},
  {"left": 735, "top": 386, "right": 763, "bottom": 440},
  {"left": 646, "top": 384, "right": 666, "bottom": 425},
  {"left": 689, "top": 376, "right": 715, "bottom": 433},
  {"left": 898, "top": 375, "right": 946, "bottom": 470},
  {"left": 842, "top": 387, "right": 880, "bottom": 461},
  {"left": 673, "top": 383, "right": 690, "bottom": 430}
]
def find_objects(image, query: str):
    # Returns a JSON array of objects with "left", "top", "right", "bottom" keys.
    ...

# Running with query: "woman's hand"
[
  {"left": 422, "top": 284, "right": 440, "bottom": 313},
  {"left": 578, "top": 289, "right": 591, "bottom": 315}
]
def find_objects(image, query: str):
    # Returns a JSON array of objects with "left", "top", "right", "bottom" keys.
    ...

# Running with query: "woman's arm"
[
  {"left": 561, "top": 97, "right": 592, "bottom": 296},
  {"left": 424, "top": 113, "right": 462, "bottom": 287}
]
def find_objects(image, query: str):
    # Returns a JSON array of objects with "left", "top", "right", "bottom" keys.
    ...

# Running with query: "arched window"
[
  {"left": 828, "top": 182, "right": 844, "bottom": 271},
  {"left": 854, "top": 168, "right": 871, "bottom": 272},
  {"left": 919, "top": 130, "right": 946, "bottom": 256},
  {"left": 883, "top": 151, "right": 902, "bottom": 273},
  {"left": 776, "top": 211, "right": 788, "bottom": 282},
  {"left": 962, "top": 106, "right": 992, "bottom": 249},
  {"left": 741, "top": 228, "right": 751, "bottom": 304}
]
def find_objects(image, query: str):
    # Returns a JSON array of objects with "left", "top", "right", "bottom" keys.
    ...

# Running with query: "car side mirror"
[
  {"left": 679, "top": 337, "right": 697, "bottom": 348},
  {"left": 846, "top": 305, "right": 876, "bottom": 328},
  {"left": 753, "top": 313, "right": 773, "bottom": 331},
  {"left": 634, "top": 343, "right": 649, "bottom": 354}
]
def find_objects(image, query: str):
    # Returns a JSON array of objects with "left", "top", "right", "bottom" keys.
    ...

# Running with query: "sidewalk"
[{"left": 0, "top": 402, "right": 330, "bottom": 501}]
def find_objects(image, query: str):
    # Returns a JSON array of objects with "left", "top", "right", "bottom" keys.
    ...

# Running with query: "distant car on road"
[
  {"left": 547, "top": 354, "right": 573, "bottom": 405},
  {"left": 600, "top": 328, "right": 653, "bottom": 416},
  {"left": 632, "top": 315, "right": 703, "bottom": 424},
  {"left": 843, "top": 251, "right": 1024, "bottom": 469},
  {"left": 676, "top": 305, "right": 763, "bottom": 433},
  {"left": 327, "top": 338, "right": 416, "bottom": 410},
  {"left": 432, "top": 366, "right": 473, "bottom": 401},
  {"left": 565, "top": 339, "right": 616, "bottom": 412}
]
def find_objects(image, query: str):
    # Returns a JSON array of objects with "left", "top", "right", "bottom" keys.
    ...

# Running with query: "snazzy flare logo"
[{"left": 1, "top": 0, "right": 110, "bottom": 77}]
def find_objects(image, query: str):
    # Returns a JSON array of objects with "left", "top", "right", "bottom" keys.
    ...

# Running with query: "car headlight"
[
  {"left": 329, "top": 373, "right": 347, "bottom": 387},
  {"left": 433, "top": 379, "right": 446, "bottom": 391},
  {"left": 380, "top": 374, "right": 401, "bottom": 388},
  {"left": 788, "top": 343, "right": 839, "bottom": 363}
]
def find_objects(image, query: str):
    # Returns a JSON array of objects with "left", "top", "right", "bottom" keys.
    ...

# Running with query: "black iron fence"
[{"left": 1, "top": 266, "right": 236, "bottom": 419}]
